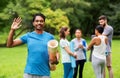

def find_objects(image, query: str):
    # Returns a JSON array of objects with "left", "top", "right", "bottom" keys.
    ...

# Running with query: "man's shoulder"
[
  {"left": 27, "top": 31, "right": 35, "bottom": 34},
  {"left": 44, "top": 31, "right": 54, "bottom": 36},
  {"left": 107, "top": 25, "right": 113, "bottom": 30},
  {"left": 21, "top": 32, "right": 31, "bottom": 36},
  {"left": 104, "top": 25, "right": 113, "bottom": 33}
]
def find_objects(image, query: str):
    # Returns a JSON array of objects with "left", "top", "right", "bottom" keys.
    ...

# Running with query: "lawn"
[{"left": 0, "top": 40, "right": 120, "bottom": 78}]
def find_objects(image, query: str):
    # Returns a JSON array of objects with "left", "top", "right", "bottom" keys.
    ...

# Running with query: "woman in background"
[
  {"left": 59, "top": 26, "right": 77, "bottom": 78},
  {"left": 87, "top": 26, "right": 108, "bottom": 78},
  {"left": 72, "top": 29, "right": 87, "bottom": 78}
]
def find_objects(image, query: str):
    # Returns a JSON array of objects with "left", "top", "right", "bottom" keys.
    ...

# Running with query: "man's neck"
[
  {"left": 35, "top": 29, "right": 43, "bottom": 34},
  {"left": 104, "top": 23, "right": 108, "bottom": 28}
]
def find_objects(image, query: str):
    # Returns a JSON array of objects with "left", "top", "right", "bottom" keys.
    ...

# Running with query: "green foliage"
[
  {"left": 0, "top": 0, "right": 69, "bottom": 45},
  {"left": 108, "top": 3, "right": 120, "bottom": 35},
  {"left": 43, "top": 8, "right": 69, "bottom": 34},
  {"left": 0, "top": 0, "right": 120, "bottom": 39},
  {"left": 0, "top": 0, "right": 69, "bottom": 35},
  {"left": 51, "top": 0, "right": 120, "bottom": 37},
  {"left": 51, "top": 0, "right": 91, "bottom": 36}
]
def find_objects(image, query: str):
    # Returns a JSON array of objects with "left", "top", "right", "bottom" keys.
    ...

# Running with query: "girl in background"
[
  {"left": 87, "top": 26, "right": 108, "bottom": 78},
  {"left": 72, "top": 29, "right": 87, "bottom": 78},
  {"left": 59, "top": 26, "right": 77, "bottom": 78}
]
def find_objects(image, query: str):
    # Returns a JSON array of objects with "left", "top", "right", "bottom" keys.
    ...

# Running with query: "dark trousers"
[{"left": 73, "top": 60, "right": 86, "bottom": 78}]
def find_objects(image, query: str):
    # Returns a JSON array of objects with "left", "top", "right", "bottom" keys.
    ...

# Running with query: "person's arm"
[
  {"left": 6, "top": 17, "right": 22, "bottom": 47},
  {"left": 74, "top": 46, "right": 79, "bottom": 51},
  {"left": 64, "top": 46, "right": 77, "bottom": 58},
  {"left": 105, "top": 36, "right": 108, "bottom": 45},
  {"left": 87, "top": 38, "right": 96, "bottom": 50}
]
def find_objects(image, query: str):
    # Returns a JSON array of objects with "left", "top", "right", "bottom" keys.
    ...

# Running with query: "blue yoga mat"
[{"left": 70, "top": 41, "right": 76, "bottom": 68}]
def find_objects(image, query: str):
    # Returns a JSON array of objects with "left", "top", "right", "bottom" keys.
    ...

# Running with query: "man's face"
[
  {"left": 33, "top": 16, "right": 45, "bottom": 30},
  {"left": 98, "top": 19, "right": 107, "bottom": 27}
]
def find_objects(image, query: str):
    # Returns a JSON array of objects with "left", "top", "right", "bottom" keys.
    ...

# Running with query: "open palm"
[{"left": 11, "top": 17, "right": 22, "bottom": 30}]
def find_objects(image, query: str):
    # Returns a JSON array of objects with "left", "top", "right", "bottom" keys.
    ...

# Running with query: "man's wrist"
[{"left": 10, "top": 28, "right": 15, "bottom": 31}]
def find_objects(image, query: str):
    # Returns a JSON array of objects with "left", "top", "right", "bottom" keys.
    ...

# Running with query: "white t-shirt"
[{"left": 60, "top": 39, "right": 71, "bottom": 63}]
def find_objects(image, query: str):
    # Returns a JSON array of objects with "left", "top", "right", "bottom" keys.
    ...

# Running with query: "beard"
[
  {"left": 103, "top": 23, "right": 106, "bottom": 27},
  {"left": 100, "top": 23, "right": 106, "bottom": 28}
]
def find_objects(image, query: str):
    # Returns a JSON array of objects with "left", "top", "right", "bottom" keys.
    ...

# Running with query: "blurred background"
[
  {"left": 0, "top": 0, "right": 120, "bottom": 46},
  {"left": 0, "top": 0, "right": 120, "bottom": 78}
]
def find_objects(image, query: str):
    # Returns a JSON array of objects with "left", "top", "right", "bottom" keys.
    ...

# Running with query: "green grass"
[
  {"left": 0, "top": 46, "right": 27, "bottom": 78},
  {"left": 0, "top": 40, "right": 120, "bottom": 78}
]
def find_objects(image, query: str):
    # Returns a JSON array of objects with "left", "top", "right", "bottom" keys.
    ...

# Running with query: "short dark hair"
[
  {"left": 60, "top": 27, "right": 69, "bottom": 39},
  {"left": 95, "top": 25, "right": 104, "bottom": 34},
  {"left": 32, "top": 13, "right": 46, "bottom": 22},
  {"left": 98, "top": 15, "right": 107, "bottom": 20}
]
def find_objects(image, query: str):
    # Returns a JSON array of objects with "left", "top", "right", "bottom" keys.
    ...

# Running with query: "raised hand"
[{"left": 11, "top": 17, "right": 22, "bottom": 30}]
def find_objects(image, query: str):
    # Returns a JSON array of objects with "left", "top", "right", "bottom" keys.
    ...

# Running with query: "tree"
[
  {"left": 50, "top": 0, "right": 92, "bottom": 37},
  {"left": 51, "top": 0, "right": 120, "bottom": 37},
  {"left": 108, "top": 3, "right": 120, "bottom": 35},
  {"left": 0, "top": 0, "right": 69, "bottom": 46}
]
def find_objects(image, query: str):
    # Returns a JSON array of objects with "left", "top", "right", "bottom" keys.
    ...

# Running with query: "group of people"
[{"left": 6, "top": 13, "right": 113, "bottom": 78}]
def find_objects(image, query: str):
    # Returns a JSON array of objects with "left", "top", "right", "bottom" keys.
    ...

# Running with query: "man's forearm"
[{"left": 6, "top": 29, "right": 15, "bottom": 47}]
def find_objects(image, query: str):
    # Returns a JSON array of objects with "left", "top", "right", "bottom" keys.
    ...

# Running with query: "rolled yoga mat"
[
  {"left": 48, "top": 40, "right": 58, "bottom": 64},
  {"left": 48, "top": 39, "right": 58, "bottom": 54}
]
